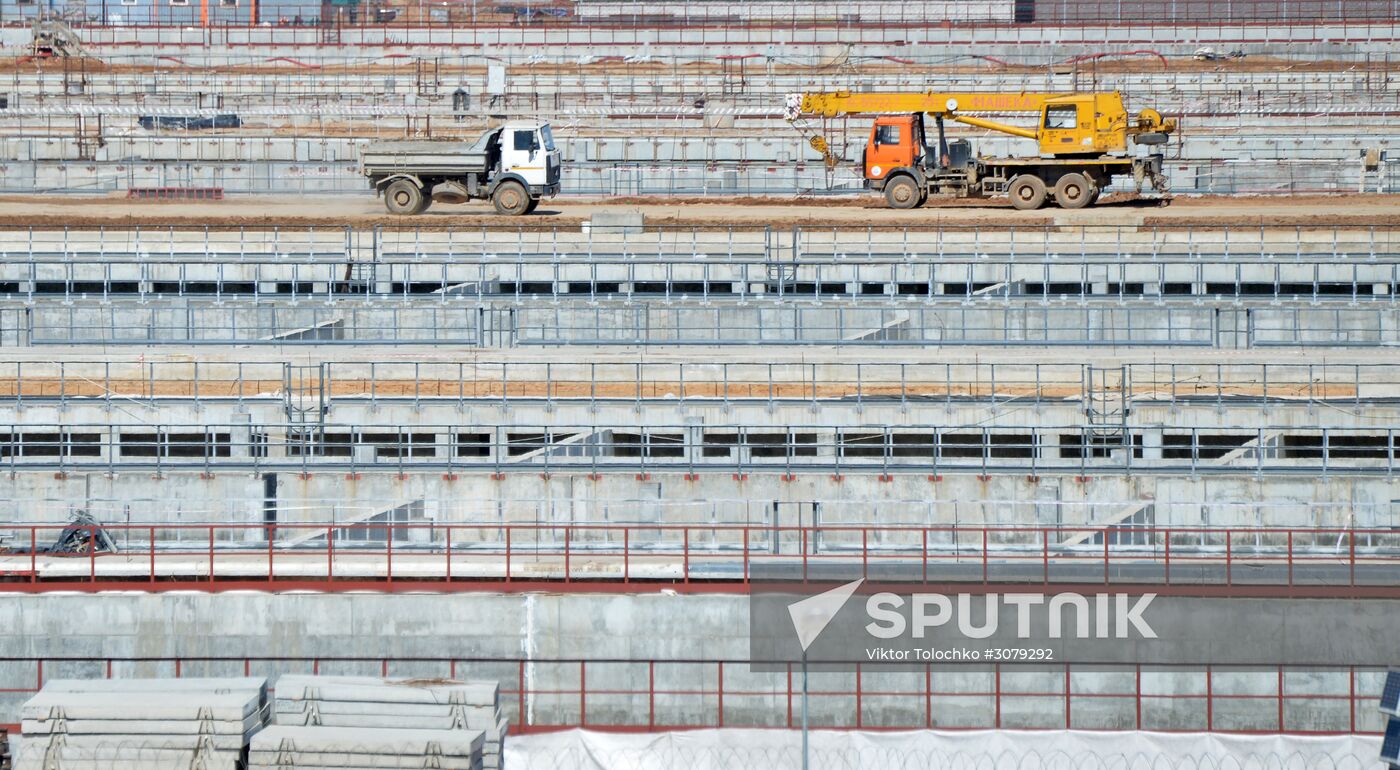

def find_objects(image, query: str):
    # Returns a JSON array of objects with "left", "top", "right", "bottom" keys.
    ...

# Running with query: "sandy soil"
[{"left": 0, "top": 193, "right": 1397, "bottom": 228}]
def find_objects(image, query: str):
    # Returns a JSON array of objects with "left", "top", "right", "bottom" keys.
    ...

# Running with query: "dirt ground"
[{"left": 0, "top": 193, "right": 1397, "bottom": 228}]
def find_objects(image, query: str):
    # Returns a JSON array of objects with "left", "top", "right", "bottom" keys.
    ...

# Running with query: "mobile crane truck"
[{"left": 785, "top": 91, "right": 1177, "bottom": 210}]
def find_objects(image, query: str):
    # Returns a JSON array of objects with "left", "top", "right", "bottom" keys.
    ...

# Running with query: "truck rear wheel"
[
  {"left": 883, "top": 175, "right": 922, "bottom": 210},
  {"left": 1054, "top": 173, "right": 1094, "bottom": 210},
  {"left": 1008, "top": 175, "right": 1047, "bottom": 211},
  {"left": 492, "top": 181, "right": 530, "bottom": 216},
  {"left": 384, "top": 179, "right": 426, "bottom": 215}
]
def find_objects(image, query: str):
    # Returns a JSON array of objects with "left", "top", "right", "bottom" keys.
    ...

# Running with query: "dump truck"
[
  {"left": 785, "top": 91, "right": 1177, "bottom": 210},
  {"left": 360, "top": 121, "right": 561, "bottom": 215}
]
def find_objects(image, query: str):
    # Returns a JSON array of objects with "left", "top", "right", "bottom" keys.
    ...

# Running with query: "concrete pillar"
[
  {"left": 230, "top": 424, "right": 252, "bottom": 461},
  {"left": 684, "top": 421, "right": 703, "bottom": 465},
  {"left": 1140, "top": 428, "right": 1164, "bottom": 462}
]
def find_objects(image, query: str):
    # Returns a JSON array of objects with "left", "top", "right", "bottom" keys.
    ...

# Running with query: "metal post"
[{"left": 801, "top": 652, "right": 809, "bottom": 770}]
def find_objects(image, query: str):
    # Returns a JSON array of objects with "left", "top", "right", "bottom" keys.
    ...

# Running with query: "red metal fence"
[
  {"left": 0, "top": 656, "right": 1383, "bottom": 735},
  {"left": 4, "top": 522, "right": 1399, "bottom": 594}
]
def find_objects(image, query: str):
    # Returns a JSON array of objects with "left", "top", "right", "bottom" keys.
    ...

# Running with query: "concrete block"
[{"left": 585, "top": 209, "right": 645, "bottom": 234}]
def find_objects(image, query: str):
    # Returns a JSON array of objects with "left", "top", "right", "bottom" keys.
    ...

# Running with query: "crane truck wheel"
[
  {"left": 524, "top": 197, "right": 540, "bottom": 215},
  {"left": 492, "top": 181, "right": 531, "bottom": 216},
  {"left": 883, "top": 176, "right": 922, "bottom": 210},
  {"left": 1053, "top": 173, "right": 1094, "bottom": 210},
  {"left": 383, "top": 179, "right": 425, "bottom": 215},
  {"left": 1007, "top": 175, "right": 1047, "bottom": 211}
]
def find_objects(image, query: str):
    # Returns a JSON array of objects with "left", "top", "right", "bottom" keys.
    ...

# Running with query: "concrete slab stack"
[
  {"left": 249, "top": 725, "right": 485, "bottom": 770},
  {"left": 14, "top": 677, "right": 270, "bottom": 770},
  {"left": 273, "top": 675, "right": 507, "bottom": 769}
]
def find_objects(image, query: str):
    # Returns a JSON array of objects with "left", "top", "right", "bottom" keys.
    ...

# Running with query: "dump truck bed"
[{"left": 360, "top": 135, "right": 493, "bottom": 176}]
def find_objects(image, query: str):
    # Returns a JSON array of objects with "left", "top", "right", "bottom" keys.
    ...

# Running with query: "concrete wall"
[
  {"left": 0, "top": 591, "right": 1386, "bottom": 732},
  {"left": 3, "top": 470, "right": 1397, "bottom": 531}
]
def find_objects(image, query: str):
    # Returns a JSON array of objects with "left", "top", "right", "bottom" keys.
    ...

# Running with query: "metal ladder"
[
  {"left": 1083, "top": 365, "right": 1129, "bottom": 452},
  {"left": 478, "top": 308, "right": 517, "bottom": 347},
  {"left": 342, "top": 226, "right": 377, "bottom": 293},
  {"left": 283, "top": 364, "right": 328, "bottom": 455}
]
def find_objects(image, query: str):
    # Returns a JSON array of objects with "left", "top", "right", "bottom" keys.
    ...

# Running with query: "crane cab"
[{"left": 1036, "top": 94, "right": 1129, "bottom": 156}]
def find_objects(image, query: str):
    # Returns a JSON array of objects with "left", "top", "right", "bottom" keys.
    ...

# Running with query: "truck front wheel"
[
  {"left": 1007, "top": 175, "right": 1047, "bottom": 211},
  {"left": 383, "top": 179, "right": 426, "bottom": 215},
  {"left": 883, "top": 175, "right": 922, "bottom": 210},
  {"left": 492, "top": 181, "right": 531, "bottom": 216}
]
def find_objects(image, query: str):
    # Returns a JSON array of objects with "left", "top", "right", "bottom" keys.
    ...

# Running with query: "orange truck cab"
[
  {"left": 863, "top": 115, "right": 922, "bottom": 183},
  {"left": 862, "top": 113, "right": 976, "bottom": 207}
]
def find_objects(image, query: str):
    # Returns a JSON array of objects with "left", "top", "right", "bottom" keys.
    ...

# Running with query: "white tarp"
[{"left": 504, "top": 728, "right": 1383, "bottom": 770}]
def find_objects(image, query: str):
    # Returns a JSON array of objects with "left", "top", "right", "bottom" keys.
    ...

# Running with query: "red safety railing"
[
  {"left": 3, "top": 522, "right": 1399, "bottom": 594},
  {"left": 0, "top": 656, "right": 1382, "bottom": 735}
]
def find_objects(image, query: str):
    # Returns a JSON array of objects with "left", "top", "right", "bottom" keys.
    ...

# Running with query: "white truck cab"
[
  {"left": 360, "top": 121, "right": 563, "bottom": 216},
  {"left": 498, "top": 121, "right": 560, "bottom": 197}
]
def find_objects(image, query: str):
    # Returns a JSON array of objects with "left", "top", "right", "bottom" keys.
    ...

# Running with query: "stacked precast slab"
[
  {"left": 14, "top": 678, "right": 269, "bottom": 770},
  {"left": 273, "top": 676, "right": 507, "bottom": 770},
  {"left": 249, "top": 726, "right": 485, "bottom": 770}
]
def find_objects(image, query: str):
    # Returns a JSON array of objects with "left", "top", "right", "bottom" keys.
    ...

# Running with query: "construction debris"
[
  {"left": 29, "top": 17, "right": 87, "bottom": 59},
  {"left": 15, "top": 677, "right": 269, "bottom": 770}
]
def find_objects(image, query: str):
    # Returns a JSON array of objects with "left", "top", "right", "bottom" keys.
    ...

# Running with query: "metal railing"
[
  {"left": 12, "top": 303, "right": 485, "bottom": 345},
  {"left": 5, "top": 223, "right": 1395, "bottom": 264},
  {"left": 8, "top": 257, "right": 1400, "bottom": 303},
  {"left": 507, "top": 303, "right": 1385, "bottom": 348},
  {"left": 3, "top": 300, "right": 1397, "bottom": 347},
  {"left": 3, "top": 522, "right": 1400, "bottom": 589},
  {"left": 1, "top": 423, "right": 1399, "bottom": 476},
  {"left": 0, "top": 657, "right": 1381, "bottom": 736},
  {"left": 0, "top": 157, "right": 1390, "bottom": 196},
  {"left": 5, "top": 67, "right": 1398, "bottom": 121}
]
